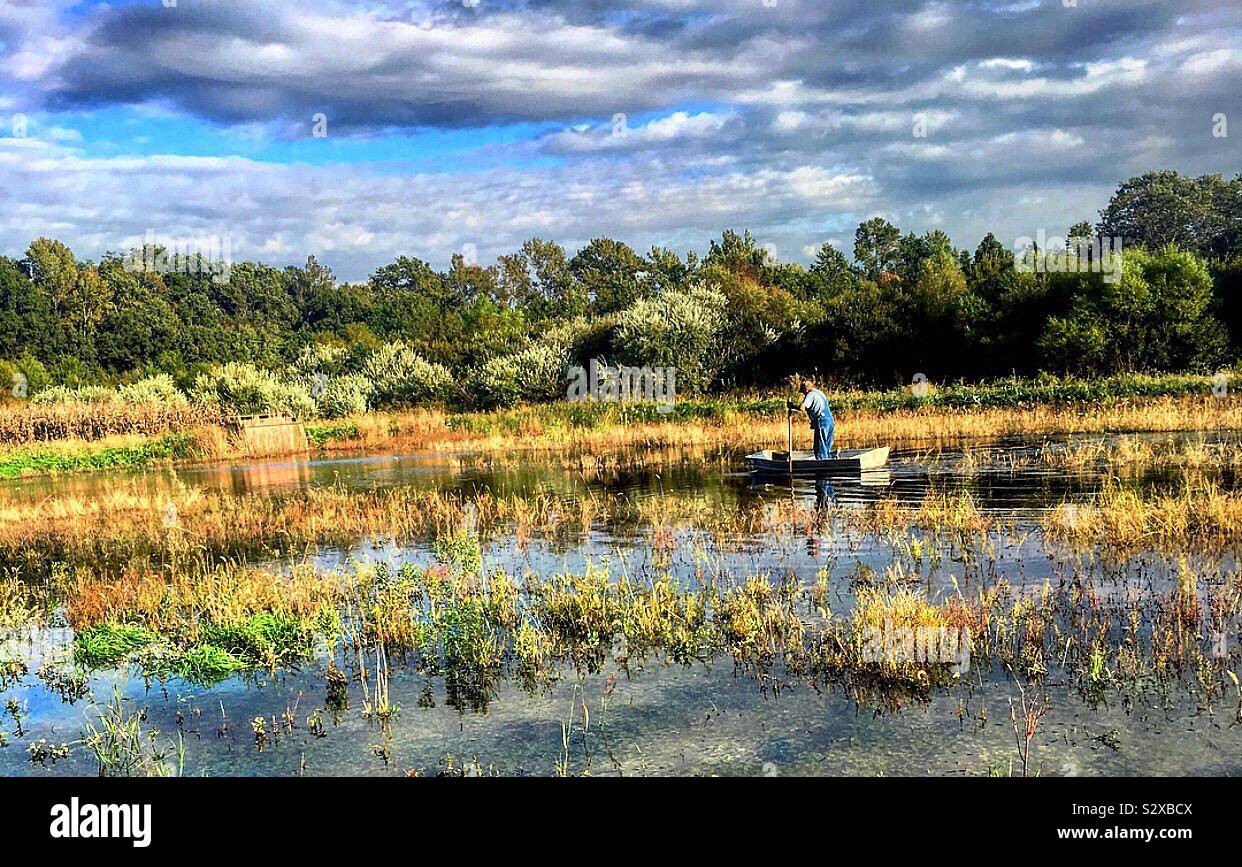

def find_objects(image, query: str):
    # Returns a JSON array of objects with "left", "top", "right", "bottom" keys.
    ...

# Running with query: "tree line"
[{"left": 1, "top": 169, "right": 1238, "bottom": 401}]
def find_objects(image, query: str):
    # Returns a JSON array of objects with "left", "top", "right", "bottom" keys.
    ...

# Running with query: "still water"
[{"left": 1, "top": 430, "right": 1239, "bottom": 776}]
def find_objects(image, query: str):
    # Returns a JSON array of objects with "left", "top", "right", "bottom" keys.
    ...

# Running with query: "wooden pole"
[{"left": 787, "top": 408, "right": 794, "bottom": 475}]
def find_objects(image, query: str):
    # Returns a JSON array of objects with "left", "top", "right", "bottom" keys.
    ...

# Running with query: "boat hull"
[{"left": 744, "top": 446, "right": 890, "bottom": 474}]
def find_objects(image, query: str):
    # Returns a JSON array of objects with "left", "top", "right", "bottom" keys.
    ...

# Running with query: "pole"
[{"left": 787, "top": 408, "right": 793, "bottom": 475}]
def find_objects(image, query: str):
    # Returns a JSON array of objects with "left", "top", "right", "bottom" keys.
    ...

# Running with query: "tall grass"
[{"left": 0, "top": 402, "right": 218, "bottom": 446}]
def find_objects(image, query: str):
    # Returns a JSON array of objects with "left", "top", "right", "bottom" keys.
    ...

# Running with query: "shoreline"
[{"left": 1, "top": 388, "right": 1240, "bottom": 481}]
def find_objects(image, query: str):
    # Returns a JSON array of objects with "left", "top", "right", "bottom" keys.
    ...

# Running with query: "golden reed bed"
[{"left": 318, "top": 395, "right": 1242, "bottom": 456}]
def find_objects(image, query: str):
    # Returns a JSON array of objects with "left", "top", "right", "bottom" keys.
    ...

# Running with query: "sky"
[{"left": 0, "top": 0, "right": 1239, "bottom": 281}]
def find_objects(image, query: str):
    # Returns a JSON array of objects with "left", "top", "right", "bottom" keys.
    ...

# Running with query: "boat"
[{"left": 745, "top": 446, "right": 890, "bottom": 474}]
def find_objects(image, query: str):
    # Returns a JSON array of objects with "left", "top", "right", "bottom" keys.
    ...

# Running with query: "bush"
[
  {"left": 292, "top": 342, "right": 350, "bottom": 377},
  {"left": 612, "top": 285, "right": 726, "bottom": 393},
  {"left": 191, "top": 363, "right": 317, "bottom": 418},
  {"left": 0, "top": 360, "right": 20, "bottom": 404},
  {"left": 316, "top": 374, "right": 373, "bottom": 419},
  {"left": 361, "top": 342, "right": 454, "bottom": 408},
  {"left": 118, "top": 374, "right": 189, "bottom": 406},
  {"left": 471, "top": 341, "right": 569, "bottom": 408},
  {"left": 29, "top": 385, "right": 116, "bottom": 405}
]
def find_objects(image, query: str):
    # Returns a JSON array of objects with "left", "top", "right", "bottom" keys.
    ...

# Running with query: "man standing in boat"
[{"left": 789, "top": 379, "right": 835, "bottom": 460}]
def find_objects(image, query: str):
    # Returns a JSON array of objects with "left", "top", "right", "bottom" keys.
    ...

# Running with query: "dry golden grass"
[
  {"left": 66, "top": 564, "right": 339, "bottom": 635},
  {"left": 0, "top": 401, "right": 219, "bottom": 446},
  {"left": 1044, "top": 481, "right": 1242, "bottom": 550},
  {"left": 0, "top": 482, "right": 999, "bottom": 572},
  {"left": 321, "top": 395, "right": 1242, "bottom": 457}
]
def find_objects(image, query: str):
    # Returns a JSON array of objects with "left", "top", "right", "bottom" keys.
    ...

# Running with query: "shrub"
[
  {"left": 471, "top": 355, "right": 521, "bottom": 408},
  {"left": 29, "top": 385, "right": 116, "bottom": 405},
  {"left": 612, "top": 285, "right": 726, "bottom": 393},
  {"left": 0, "top": 361, "right": 21, "bottom": 404},
  {"left": 292, "top": 342, "right": 350, "bottom": 377},
  {"left": 361, "top": 342, "right": 453, "bottom": 408},
  {"left": 191, "top": 363, "right": 317, "bottom": 418},
  {"left": 317, "top": 374, "right": 373, "bottom": 419},
  {"left": 118, "top": 374, "right": 189, "bottom": 406},
  {"left": 12, "top": 356, "right": 50, "bottom": 399},
  {"left": 471, "top": 341, "right": 569, "bottom": 408}
]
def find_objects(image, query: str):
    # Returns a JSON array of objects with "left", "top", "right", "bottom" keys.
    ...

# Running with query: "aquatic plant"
[{"left": 81, "top": 687, "right": 183, "bottom": 777}]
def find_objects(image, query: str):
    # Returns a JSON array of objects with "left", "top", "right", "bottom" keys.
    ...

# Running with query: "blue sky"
[{"left": 0, "top": 0, "right": 1238, "bottom": 280}]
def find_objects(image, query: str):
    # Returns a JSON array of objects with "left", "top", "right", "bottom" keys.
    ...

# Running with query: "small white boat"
[{"left": 745, "top": 446, "right": 891, "bottom": 474}]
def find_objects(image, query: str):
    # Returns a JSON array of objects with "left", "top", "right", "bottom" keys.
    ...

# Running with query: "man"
[{"left": 788, "top": 378, "right": 834, "bottom": 460}]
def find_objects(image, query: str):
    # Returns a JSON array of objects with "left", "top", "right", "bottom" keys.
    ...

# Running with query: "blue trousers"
[{"left": 813, "top": 421, "right": 835, "bottom": 460}]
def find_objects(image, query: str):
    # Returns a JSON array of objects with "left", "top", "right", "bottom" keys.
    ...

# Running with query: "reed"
[
  {"left": 0, "top": 482, "right": 1003, "bottom": 578},
  {"left": 1044, "top": 481, "right": 1242, "bottom": 551},
  {"left": 0, "top": 401, "right": 219, "bottom": 446},
  {"left": 80, "top": 686, "right": 184, "bottom": 777},
  {"left": 306, "top": 394, "right": 1242, "bottom": 459},
  {"left": 8, "top": 548, "right": 1231, "bottom": 717}
]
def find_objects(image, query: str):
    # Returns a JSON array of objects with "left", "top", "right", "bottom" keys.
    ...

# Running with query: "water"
[{"left": 2, "top": 430, "right": 1239, "bottom": 776}]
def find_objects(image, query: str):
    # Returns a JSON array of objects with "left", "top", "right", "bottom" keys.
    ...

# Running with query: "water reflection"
[
  {"left": 2, "top": 428, "right": 1240, "bottom": 776},
  {"left": 4, "top": 430, "right": 1238, "bottom": 516}
]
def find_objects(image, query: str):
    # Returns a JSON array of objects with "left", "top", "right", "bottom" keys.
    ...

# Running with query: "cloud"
[{"left": 0, "top": 0, "right": 1238, "bottom": 279}]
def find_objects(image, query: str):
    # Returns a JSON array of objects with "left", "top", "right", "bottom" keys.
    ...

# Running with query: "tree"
[
  {"left": 500, "top": 238, "right": 585, "bottom": 317},
  {"left": 286, "top": 255, "right": 336, "bottom": 315},
  {"left": 26, "top": 237, "right": 78, "bottom": 317},
  {"left": 641, "top": 246, "right": 690, "bottom": 295},
  {"left": 0, "top": 257, "right": 54, "bottom": 361},
  {"left": 70, "top": 266, "right": 113, "bottom": 345},
  {"left": 705, "top": 229, "right": 770, "bottom": 281},
  {"left": 1038, "top": 245, "right": 1226, "bottom": 374},
  {"left": 569, "top": 237, "right": 643, "bottom": 313},
  {"left": 807, "top": 242, "right": 856, "bottom": 303},
  {"left": 1097, "top": 171, "right": 1235, "bottom": 255},
  {"left": 447, "top": 253, "right": 500, "bottom": 305},
  {"left": 853, "top": 218, "right": 901, "bottom": 280}
]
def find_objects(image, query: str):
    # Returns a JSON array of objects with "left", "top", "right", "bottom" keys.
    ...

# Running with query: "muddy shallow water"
[{"left": 2, "top": 429, "right": 1240, "bottom": 777}]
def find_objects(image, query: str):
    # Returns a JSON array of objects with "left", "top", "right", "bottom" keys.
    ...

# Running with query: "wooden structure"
[{"left": 232, "top": 413, "right": 308, "bottom": 456}]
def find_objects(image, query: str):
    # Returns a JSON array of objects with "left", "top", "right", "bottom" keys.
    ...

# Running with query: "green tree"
[
  {"left": 1097, "top": 171, "right": 1237, "bottom": 255},
  {"left": 26, "top": 237, "right": 78, "bottom": 318},
  {"left": 570, "top": 237, "right": 643, "bottom": 313},
  {"left": 853, "top": 218, "right": 902, "bottom": 280}
]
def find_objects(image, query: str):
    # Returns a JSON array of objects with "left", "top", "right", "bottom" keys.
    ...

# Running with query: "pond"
[{"left": 1, "top": 429, "right": 1239, "bottom": 776}]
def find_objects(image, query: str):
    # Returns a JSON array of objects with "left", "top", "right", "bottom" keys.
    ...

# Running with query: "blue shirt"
[{"left": 801, "top": 389, "right": 833, "bottom": 428}]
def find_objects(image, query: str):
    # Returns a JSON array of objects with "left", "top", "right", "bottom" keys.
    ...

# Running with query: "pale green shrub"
[
  {"left": 471, "top": 356, "right": 521, "bottom": 408},
  {"left": 191, "top": 362, "right": 317, "bottom": 418},
  {"left": 118, "top": 374, "right": 189, "bottom": 406},
  {"left": 30, "top": 385, "right": 117, "bottom": 405},
  {"left": 292, "top": 343, "right": 350, "bottom": 377},
  {"left": 361, "top": 342, "right": 453, "bottom": 408},
  {"left": 471, "top": 341, "right": 569, "bottom": 408},
  {"left": 612, "top": 284, "right": 726, "bottom": 393},
  {"left": 317, "top": 374, "right": 373, "bottom": 419}
]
